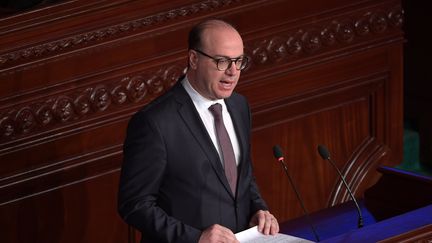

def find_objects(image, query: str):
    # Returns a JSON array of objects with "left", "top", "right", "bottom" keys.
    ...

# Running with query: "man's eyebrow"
[{"left": 213, "top": 54, "right": 245, "bottom": 59}]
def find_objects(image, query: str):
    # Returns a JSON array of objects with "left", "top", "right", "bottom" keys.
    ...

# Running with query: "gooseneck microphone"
[
  {"left": 273, "top": 145, "right": 320, "bottom": 242},
  {"left": 317, "top": 144, "right": 364, "bottom": 228}
]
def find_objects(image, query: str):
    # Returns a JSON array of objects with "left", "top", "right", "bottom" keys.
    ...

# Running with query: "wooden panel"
[
  {"left": 247, "top": 45, "right": 399, "bottom": 220},
  {"left": 0, "top": 0, "right": 404, "bottom": 242},
  {"left": 0, "top": 169, "right": 127, "bottom": 243}
]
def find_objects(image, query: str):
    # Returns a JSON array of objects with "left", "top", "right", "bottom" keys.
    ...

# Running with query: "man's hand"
[
  {"left": 199, "top": 224, "right": 240, "bottom": 243},
  {"left": 249, "top": 210, "right": 279, "bottom": 235}
]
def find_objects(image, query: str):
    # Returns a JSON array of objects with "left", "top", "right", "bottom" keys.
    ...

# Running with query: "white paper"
[{"left": 235, "top": 226, "right": 314, "bottom": 243}]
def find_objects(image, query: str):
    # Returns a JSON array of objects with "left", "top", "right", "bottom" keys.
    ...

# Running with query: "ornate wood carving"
[
  {"left": 0, "top": 3, "right": 403, "bottom": 146},
  {"left": 0, "top": 64, "right": 186, "bottom": 143},
  {"left": 0, "top": 0, "right": 244, "bottom": 67}
]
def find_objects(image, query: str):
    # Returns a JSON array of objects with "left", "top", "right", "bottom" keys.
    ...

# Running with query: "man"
[{"left": 118, "top": 19, "right": 279, "bottom": 243}]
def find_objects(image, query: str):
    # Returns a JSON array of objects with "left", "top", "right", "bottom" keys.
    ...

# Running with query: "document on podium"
[{"left": 235, "top": 226, "right": 314, "bottom": 243}]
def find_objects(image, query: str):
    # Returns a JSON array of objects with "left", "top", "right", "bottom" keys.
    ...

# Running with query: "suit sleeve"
[
  {"left": 247, "top": 162, "right": 269, "bottom": 215},
  {"left": 117, "top": 111, "right": 201, "bottom": 243},
  {"left": 235, "top": 95, "right": 268, "bottom": 217},
  {"left": 244, "top": 102, "right": 269, "bottom": 215}
]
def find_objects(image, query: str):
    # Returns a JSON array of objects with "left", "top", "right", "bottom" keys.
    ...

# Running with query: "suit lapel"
[
  {"left": 225, "top": 96, "right": 249, "bottom": 195},
  {"left": 172, "top": 83, "right": 234, "bottom": 197}
]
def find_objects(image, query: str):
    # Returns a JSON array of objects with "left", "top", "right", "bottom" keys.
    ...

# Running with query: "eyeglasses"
[{"left": 193, "top": 49, "right": 249, "bottom": 71}]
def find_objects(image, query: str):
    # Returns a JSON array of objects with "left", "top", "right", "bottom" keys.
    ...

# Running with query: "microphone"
[
  {"left": 273, "top": 145, "right": 320, "bottom": 242},
  {"left": 317, "top": 144, "right": 364, "bottom": 228}
]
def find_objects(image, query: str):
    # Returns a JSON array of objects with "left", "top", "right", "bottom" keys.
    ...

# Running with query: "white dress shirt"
[{"left": 182, "top": 77, "right": 240, "bottom": 166}]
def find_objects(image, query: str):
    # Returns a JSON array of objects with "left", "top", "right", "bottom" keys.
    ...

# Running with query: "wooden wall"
[{"left": 0, "top": 0, "right": 404, "bottom": 242}]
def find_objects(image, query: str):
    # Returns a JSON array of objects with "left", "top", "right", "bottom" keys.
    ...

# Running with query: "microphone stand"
[
  {"left": 277, "top": 157, "right": 321, "bottom": 242},
  {"left": 317, "top": 144, "right": 364, "bottom": 228},
  {"left": 326, "top": 156, "right": 364, "bottom": 228}
]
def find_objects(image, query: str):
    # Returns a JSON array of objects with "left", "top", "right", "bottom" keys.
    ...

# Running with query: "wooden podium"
[{"left": 280, "top": 166, "right": 432, "bottom": 242}]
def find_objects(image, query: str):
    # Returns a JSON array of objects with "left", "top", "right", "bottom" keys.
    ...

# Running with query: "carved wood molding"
[
  {"left": 0, "top": 0, "right": 243, "bottom": 67},
  {"left": 247, "top": 5, "right": 403, "bottom": 67},
  {"left": 0, "top": 3, "right": 404, "bottom": 146},
  {"left": 326, "top": 74, "right": 390, "bottom": 205},
  {"left": 0, "top": 64, "right": 186, "bottom": 146},
  {"left": 328, "top": 137, "right": 390, "bottom": 205}
]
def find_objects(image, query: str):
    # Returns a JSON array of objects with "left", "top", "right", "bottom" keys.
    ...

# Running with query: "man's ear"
[{"left": 188, "top": 50, "right": 198, "bottom": 70}]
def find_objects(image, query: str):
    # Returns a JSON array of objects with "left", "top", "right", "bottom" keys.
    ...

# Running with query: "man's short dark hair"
[{"left": 188, "top": 18, "right": 238, "bottom": 51}]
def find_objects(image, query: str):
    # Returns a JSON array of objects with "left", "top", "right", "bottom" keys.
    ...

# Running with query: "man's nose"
[{"left": 225, "top": 61, "right": 239, "bottom": 75}]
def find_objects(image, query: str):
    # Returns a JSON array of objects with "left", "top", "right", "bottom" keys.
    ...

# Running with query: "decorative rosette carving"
[
  {"left": 369, "top": 12, "right": 388, "bottom": 33},
  {"left": 388, "top": 6, "right": 404, "bottom": 27},
  {"left": 286, "top": 32, "right": 303, "bottom": 55},
  {"left": 0, "top": 4, "right": 404, "bottom": 141},
  {"left": 162, "top": 66, "right": 187, "bottom": 89},
  {"left": 0, "top": 114, "right": 15, "bottom": 138},
  {"left": 91, "top": 85, "right": 111, "bottom": 112},
  {"left": 355, "top": 14, "right": 371, "bottom": 36},
  {"left": 302, "top": 29, "right": 322, "bottom": 53},
  {"left": 126, "top": 75, "right": 147, "bottom": 103},
  {"left": 146, "top": 75, "right": 165, "bottom": 95},
  {"left": 245, "top": 5, "right": 403, "bottom": 65},
  {"left": 0, "top": 63, "right": 188, "bottom": 141},
  {"left": 111, "top": 80, "right": 129, "bottom": 105},
  {"left": 0, "top": 0, "right": 243, "bottom": 66},
  {"left": 36, "top": 103, "right": 55, "bottom": 126},
  {"left": 251, "top": 40, "right": 269, "bottom": 65},
  {"left": 53, "top": 96, "right": 75, "bottom": 122},
  {"left": 15, "top": 107, "right": 37, "bottom": 134},
  {"left": 74, "top": 89, "right": 92, "bottom": 116},
  {"left": 267, "top": 37, "right": 288, "bottom": 62},
  {"left": 334, "top": 20, "right": 355, "bottom": 43},
  {"left": 320, "top": 27, "right": 337, "bottom": 46}
]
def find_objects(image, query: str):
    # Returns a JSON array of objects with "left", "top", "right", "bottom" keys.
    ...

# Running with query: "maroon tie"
[{"left": 209, "top": 103, "right": 238, "bottom": 195}]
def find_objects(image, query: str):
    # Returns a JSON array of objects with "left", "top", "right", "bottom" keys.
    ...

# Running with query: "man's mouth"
[{"left": 220, "top": 80, "right": 234, "bottom": 88}]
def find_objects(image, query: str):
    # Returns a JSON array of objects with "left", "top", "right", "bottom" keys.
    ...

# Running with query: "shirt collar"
[{"left": 181, "top": 76, "right": 226, "bottom": 110}]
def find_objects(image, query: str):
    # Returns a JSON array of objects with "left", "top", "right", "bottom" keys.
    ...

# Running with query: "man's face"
[{"left": 188, "top": 26, "right": 244, "bottom": 100}]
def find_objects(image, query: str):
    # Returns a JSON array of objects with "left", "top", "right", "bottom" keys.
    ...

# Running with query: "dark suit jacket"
[{"left": 118, "top": 81, "right": 268, "bottom": 243}]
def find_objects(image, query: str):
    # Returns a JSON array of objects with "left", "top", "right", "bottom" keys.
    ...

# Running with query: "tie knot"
[{"left": 209, "top": 103, "right": 223, "bottom": 118}]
